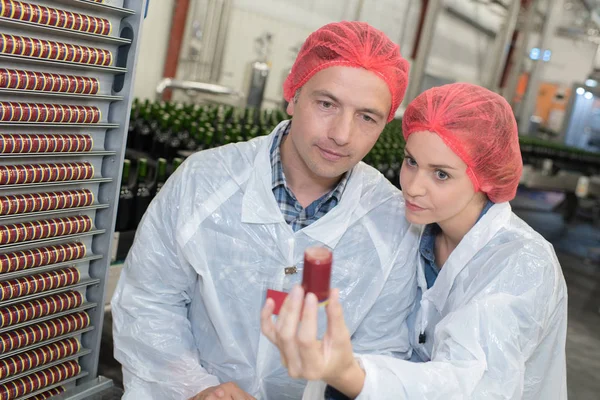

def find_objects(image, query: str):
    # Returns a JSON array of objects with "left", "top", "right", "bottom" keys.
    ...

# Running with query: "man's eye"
[
  {"left": 362, "top": 115, "right": 375, "bottom": 123},
  {"left": 319, "top": 101, "right": 333, "bottom": 109}
]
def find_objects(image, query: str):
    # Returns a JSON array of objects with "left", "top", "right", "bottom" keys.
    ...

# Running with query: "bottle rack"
[{"left": 0, "top": 0, "right": 144, "bottom": 398}]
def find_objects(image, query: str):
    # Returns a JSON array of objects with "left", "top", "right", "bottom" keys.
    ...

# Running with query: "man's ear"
[
  {"left": 287, "top": 89, "right": 301, "bottom": 116},
  {"left": 286, "top": 99, "right": 295, "bottom": 116}
]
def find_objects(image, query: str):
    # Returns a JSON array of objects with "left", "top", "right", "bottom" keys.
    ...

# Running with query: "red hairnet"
[
  {"left": 402, "top": 83, "right": 522, "bottom": 203},
  {"left": 283, "top": 21, "right": 409, "bottom": 122}
]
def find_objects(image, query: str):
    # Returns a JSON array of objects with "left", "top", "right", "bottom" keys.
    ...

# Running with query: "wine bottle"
[
  {"left": 133, "top": 158, "right": 152, "bottom": 229},
  {"left": 115, "top": 159, "right": 134, "bottom": 231},
  {"left": 154, "top": 158, "right": 167, "bottom": 197}
]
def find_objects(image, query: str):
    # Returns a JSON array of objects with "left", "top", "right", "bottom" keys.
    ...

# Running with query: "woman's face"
[{"left": 399, "top": 131, "right": 484, "bottom": 225}]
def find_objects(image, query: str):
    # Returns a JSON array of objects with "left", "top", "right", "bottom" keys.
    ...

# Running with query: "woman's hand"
[{"left": 260, "top": 285, "right": 366, "bottom": 398}]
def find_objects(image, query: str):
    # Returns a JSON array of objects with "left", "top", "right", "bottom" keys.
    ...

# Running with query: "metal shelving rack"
[{"left": 0, "top": 0, "right": 145, "bottom": 398}]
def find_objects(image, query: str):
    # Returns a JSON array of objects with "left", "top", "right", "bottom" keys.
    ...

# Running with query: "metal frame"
[
  {"left": 484, "top": 0, "right": 521, "bottom": 91},
  {"left": 404, "top": 0, "right": 443, "bottom": 106},
  {"left": 560, "top": 82, "right": 600, "bottom": 148},
  {"left": 0, "top": 0, "right": 146, "bottom": 398},
  {"left": 518, "top": 0, "right": 562, "bottom": 133},
  {"left": 155, "top": 77, "right": 242, "bottom": 101},
  {"left": 404, "top": 0, "right": 524, "bottom": 103}
]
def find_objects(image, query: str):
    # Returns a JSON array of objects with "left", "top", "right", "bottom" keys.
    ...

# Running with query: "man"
[{"left": 112, "top": 21, "right": 417, "bottom": 400}]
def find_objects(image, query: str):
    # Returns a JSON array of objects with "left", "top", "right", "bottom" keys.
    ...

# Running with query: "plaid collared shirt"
[{"left": 270, "top": 121, "right": 350, "bottom": 232}]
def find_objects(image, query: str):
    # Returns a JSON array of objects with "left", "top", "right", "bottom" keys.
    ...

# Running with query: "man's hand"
[{"left": 191, "top": 382, "right": 256, "bottom": 400}]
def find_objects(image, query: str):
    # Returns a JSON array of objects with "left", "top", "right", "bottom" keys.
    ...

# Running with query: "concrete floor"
[
  {"left": 97, "top": 211, "right": 600, "bottom": 399},
  {"left": 560, "top": 253, "right": 600, "bottom": 400}
]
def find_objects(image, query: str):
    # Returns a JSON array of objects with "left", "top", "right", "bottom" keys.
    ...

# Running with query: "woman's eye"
[
  {"left": 436, "top": 170, "right": 449, "bottom": 181},
  {"left": 405, "top": 157, "right": 417, "bottom": 167}
]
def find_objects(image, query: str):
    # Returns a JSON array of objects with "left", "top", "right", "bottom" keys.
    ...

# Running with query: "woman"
[{"left": 260, "top": 83, "right": 568, "bottom": 399}]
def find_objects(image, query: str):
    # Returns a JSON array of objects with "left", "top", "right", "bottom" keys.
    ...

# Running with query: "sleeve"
[
  {"left": 354, "top": 292, "right": 554, "bottom": 400},
  {"left": 349, "top": 226, "right": 418, "bottom": 360},
  {"left": 111, "top": 163, "right": 221, "bottom": 400}
]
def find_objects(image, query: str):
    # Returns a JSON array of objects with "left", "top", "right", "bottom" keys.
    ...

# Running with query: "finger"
[
  {"left": 276, "top": 285, "right": 304, "bottom": 375},
  {"left": 219, "top": 392, "right": 234, "bottom": 400},
  {"left": 326, "top": 289, "right": 349, "bottom": 339},
  {"left": 275, "top": 285, "right": 303, "bottom": 333},
  {"left": 260, "top": 298, "right": 277, "bottom": 343},
  {"left": 297, "top": 292, "right": 323, "bottom": 371},
  {"left": 229, "top": 389, "right": 251, "bottom": 400}
]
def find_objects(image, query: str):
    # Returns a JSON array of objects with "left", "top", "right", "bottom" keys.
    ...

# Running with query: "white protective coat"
[
  {"left": 111, "top": 121, "right": 420, "bottom": 400},
  {"left": 303, "top": 202, "right": 568, "bottom": 399}
]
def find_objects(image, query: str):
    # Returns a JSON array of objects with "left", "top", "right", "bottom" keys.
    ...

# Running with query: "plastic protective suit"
[
  {"left": 111, "top": 121, "right": 419, "bottom": 400},
  {"left": 304, "top": 202, "right": 568, "bottom": 399}
]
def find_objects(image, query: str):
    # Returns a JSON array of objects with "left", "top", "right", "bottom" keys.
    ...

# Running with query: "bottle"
[
  {"left": 167, "top": 119, "right": 183, "bottom": 159},
  {"left": 302, "top": 246, "right": 332, "bottom": 304},
  {"left": 184, "top": 121, "right": 199, "bottom": 152},
  {"left": 115, "top": 159, "right": 134, "bottom": 231},
  {"left": 151, "top": 114, "right": 171, "bottom": 159},
  {"left": 127, "top": 99, "right": 139, "bottom": 148},
  {"left": 135, "top": 107, "right": 154, "bottom": 153},
  {"left": 172, "top": 157, "right": 183, "bottom": 170},
  {"left": 154, "top": 158, "right": 167, "bottom": 197},
  {"left": 133, "top": 158, "right": 152, "bottom": 229},
  {"left": 171, "top": 157, "right": 183, "bottom": 177}
]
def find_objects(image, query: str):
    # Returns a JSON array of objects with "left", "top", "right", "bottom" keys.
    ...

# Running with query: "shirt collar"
[
  {"left": 270, "top": 120, "right": 350, "bottom": 203},
  {"left": 419, "top": 200, "right": 495, "bottom": 267}
]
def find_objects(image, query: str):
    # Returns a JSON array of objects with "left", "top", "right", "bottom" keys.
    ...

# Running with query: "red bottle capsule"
[
  {"left": 22, "top": 2, "right": 34, "bottom": 22},
  {"left": 301, "top": 246, "right": 332, "bottom": 303},
  {"left": 39, "top": 5, "right": 52, "bottom": 25},
  {"left": 30, "top": 4, "right": 43, "bottom": 24},
  {"left": 36, "top": 38, "right": 49, "bottom": 59},
  {"left": 22, "top": 69, "right": 33, "bottom": 90},
  {"left": 87, "top": 47, "right": 98, "bottom": 65},
  {"left": 0, "top": 34, "right": 13, "bottom": 54},
  {"left": 88, "top": 16, "right": 98, "bottom": 34},
  {"left": 24, "top": 36, "right": 35, "bottom": 57},
  {"left": 56, "top": 9, "right": 67, "bottom": 29},
  {"left": 53, "top": 41, "right": 65, "bottom": 61},
  {"left": 65, "top": 43, "right": 76, "bottom": 63},
  {"left": 73, "top": 12, "right": 83, "bottom": 31},
  {"left": 0, "top": 68, "right": 11, "bottom": 88},
  {"left": 11, "top": 1, "right": 25, "bottom": 21},
  {"left": 12, "top": 35, "right": 25, "bottom": 55},
  {"left": 64, "top": 11, "right": 75, "bottom": 30},
  {"left": 0, "top": 0, "right": 11, "bottom": 19},
  {"left": 72, "top": 45, "right": 83, "bottom": 64},
  {"left": 81, "top": 14, "right": 91, "bottom": 32}
]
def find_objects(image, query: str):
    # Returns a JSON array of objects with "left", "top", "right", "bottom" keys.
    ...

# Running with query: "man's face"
[{"left": 285, "top": 66, "right": 392, "bottom": 180}]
